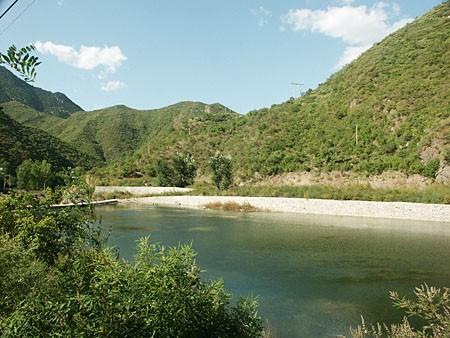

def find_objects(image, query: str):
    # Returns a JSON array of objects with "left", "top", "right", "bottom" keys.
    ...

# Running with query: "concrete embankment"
[{"left": 121, "top": 195, "right": 450, "bottom": 223}]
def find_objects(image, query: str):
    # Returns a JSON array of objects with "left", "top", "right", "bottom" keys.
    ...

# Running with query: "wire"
[
  {"left": 0, "top": 0, "right": 20, "bottom": 21},
  {"left": 0, "top": 0, "right": 35, "bottom": 36}
]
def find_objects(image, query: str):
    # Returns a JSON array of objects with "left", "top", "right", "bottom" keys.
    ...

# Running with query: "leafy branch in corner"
[{"left": 0, "top": 44, "right": 40, "bottom": 81}]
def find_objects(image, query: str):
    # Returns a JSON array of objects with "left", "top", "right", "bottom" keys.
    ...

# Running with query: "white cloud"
[
  {"left": 251, "top": 6, "right": 272, "bottom": 27},
  {"left": 281, "top": 2, "right": 412, "bottom": 68},
  {"left": 35, "top": 41, "right": 127, "bottom": 72},
  {"left": 336, "top": 45, "right": 370, "bottom": 69},
  {"left": 101, "top": 80, "right": 127, "bottom": 92}
]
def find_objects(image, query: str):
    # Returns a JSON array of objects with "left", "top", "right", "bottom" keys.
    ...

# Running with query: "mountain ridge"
[
  {"left": 0, "top": 66, "right": 83, "bottom": 118},
  {"left": 1, "top": 2, "right": 449, "bottom": 183}
]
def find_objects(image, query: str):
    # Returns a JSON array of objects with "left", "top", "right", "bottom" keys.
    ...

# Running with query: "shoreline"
[{"left": 119, "top": 195, "right": 450, "bottom": 223}]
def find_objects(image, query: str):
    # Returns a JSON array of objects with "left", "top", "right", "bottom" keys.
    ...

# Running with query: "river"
[{"left": 96, "top": 204, "right": 450, "bottom": 338}]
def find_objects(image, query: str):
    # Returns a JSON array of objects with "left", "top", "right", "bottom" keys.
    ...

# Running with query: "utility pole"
[{"left": 291, "top": 82, "right": 304, "bottom": 97}]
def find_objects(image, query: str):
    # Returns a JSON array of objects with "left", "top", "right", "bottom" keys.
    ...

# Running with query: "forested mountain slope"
[
  {"left": 130, "top": 2, "right": 450, "bottom": 180},
  {"left": 0, "top": 109, "right": 97, "bottom": 173},
  {"left": 2, "top": 3, "right": 449, "bottom": 183},
  {"left": 0, "top": 66, "right": 82, "bottom": 117},
  {"left": 2, "top": 100, "right": 238, "bottom": 163}
]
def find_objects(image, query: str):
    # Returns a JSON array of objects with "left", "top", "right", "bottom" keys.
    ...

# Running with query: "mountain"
[
  {"left": 0, "top": 66, "right": 82, "bottom": 117},
  {"left": 2, "top": 101, "right": 238, "bottom": 163},
  {"left": 0, "top": 109, "right": 98, "bottom": 173},
  {"left": 130, "top": 2, "right": 449, "bottom": 181},
  {"left": 2, "top": 3, "right": 450, "bottom": 183}
]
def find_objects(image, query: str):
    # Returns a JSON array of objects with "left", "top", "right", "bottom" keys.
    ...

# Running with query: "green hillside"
[
  {"left": 128, "top": 2, "right": 449, "bottom": 180},
  {"left": 3, "top": 3, "right": 450, "bottom": 184},
  {"left": 0, "top": 109, "right": 98, "bottom": 173},
  {"left": 0, "top": 66, "right": 82, "bottom": 117},
  {"left": 3, "top": 101, "right": 238, "bottom": 164}
]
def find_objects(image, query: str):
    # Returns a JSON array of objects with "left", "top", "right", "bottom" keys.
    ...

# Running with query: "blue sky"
[{"left": 0, "top": 0, "right": 442, "bottom": 113}]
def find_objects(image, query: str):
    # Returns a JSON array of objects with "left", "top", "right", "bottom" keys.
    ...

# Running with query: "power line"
[
  {"left": 0, "top": 0, "right": 35, "bottom": 36},
  {"left": 0, "top": 0, "right": 20, "bottom": 21}
]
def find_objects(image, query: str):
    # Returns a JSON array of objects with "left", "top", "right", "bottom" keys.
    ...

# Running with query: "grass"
[
  {"left": 92, "top": 191, "right": 133, "bottom": 201},
  {"left": 190, "top": 183, "right": 450, "bottom": 204},
  {"left": 204, "top": 201, "right": 261, "bottom": 213}
]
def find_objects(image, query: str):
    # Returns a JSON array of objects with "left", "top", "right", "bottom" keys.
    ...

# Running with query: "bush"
[
  {"left": 154, "top": 154, "right": 197, "bottom": 187},
  {"left": 16, "top": 159, "right": 53, "bottom": 190},
  {"left": 0, "top": 190, "right": 263, "bottom": 337},
  {"left": 209, "top": 152, "right": 233, "bottom": 190},
  {"left": 422, "top": 159, "right": 441, "bottom": 179},
  {"left": 154, "top": 159, "right": 176, "bottom": 187},
  {"left": 0, "top": 238, "right": 263, "bottom": 337},
  {"left": 350, "top": 284, "right": 450, "bottom": 337},
  {"left": 0, "top": 191, "right": 96, "bottom": 264}
]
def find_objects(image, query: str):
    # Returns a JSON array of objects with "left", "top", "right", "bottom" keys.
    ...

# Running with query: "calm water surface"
[{"left": 96, "top": 205, "right": 450, "bottom": 338}]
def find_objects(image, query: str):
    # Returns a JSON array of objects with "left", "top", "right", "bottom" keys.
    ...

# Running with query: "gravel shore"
[{"left": 121, "top": 195, "right": 450, "bottom": 223}]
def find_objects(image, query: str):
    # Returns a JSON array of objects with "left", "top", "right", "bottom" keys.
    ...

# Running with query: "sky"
[{"left": 0, "top": 0, "right": 443, "bottom": 113}]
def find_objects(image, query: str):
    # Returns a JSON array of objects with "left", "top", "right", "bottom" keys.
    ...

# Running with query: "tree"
[
  {"left": 0, "top": 44, "right": 40, "bottom": 82},
  {"left": 0, "top": 159, "right": 12, "bottom": 192},
  {"left": 172, "top": 153, "right": 197, "bottom": 187},
  {"left": 209, "top": 151, "right": 233, "bottom": 190},
  {"left": 154, "top": 154, "right": 197, "bottom": 187},
  {"left": 16, "top": 160, "right": 54, "bottom": 190}
]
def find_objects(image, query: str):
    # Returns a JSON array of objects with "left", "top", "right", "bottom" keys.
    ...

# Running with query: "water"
[{"left": 96, "top": 205, "right": 450, "bottom": 338}]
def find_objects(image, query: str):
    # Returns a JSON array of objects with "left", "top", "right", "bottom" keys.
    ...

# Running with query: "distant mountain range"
[{"left": 1, "top": 2, "right": 449, "bottom": 182}]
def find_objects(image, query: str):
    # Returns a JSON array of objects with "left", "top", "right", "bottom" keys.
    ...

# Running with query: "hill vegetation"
[
  {"left": 88, "top": 2, "right": 450, "bottom": 184},
  {"left": 2, "top": 3, "right": 450, "bottom": 187},
  {"left": 0, "top": 109, "right": 98, "bottom": 176},
  {"left": 127, "top": 2, "right": 450, "bottom": 181},
  {"left": 0, "top": 66, "right": 82, "bottom": 117},
  {"left": 2, "top": 100, "right": 238, "bottom": 164}
]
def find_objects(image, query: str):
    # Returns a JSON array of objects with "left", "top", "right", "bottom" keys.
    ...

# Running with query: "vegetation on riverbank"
[
  {"left": 204, "top": 201, "right": 261, "bottom": 213},
  {"left": 191, "top": 183, "right": 450, "bottom": 204},
  {"left": 0, "top": 187, "right": 264, "bottom": 337},
  {"left": 350, "top": 284, "right": 450, "bottom": 338}
]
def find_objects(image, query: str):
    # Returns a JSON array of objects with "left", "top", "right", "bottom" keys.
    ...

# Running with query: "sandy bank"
[{"left": 120, "top": 195, "right": 450, "bottom": 223}]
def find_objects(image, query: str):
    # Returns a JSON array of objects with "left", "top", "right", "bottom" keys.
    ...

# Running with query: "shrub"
[
  {"left": 422, "top": 159, "right": 441, "bottom": 179},
  {"left": 350, "top": 284, "right": 450, "bottom": 338},
  {"left": 16, "top": 159, "right": 53, "bottom": 190},
  {"left": 0, "top": 189, "right": 263, "bottom": 337},
  {"left": 209, "top": 152, "right": 233, "bottom": 190},
  {"left": 154, "top": 159, "right": 176, "bottom": 187},
  {"left": 154, "top": 154, "right": 197, "bottom": 187}
]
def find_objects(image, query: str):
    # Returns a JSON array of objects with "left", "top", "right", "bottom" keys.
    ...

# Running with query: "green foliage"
[
  {"left": 0, "top": 66, "right": 82, "bottom": 117},
  {"left": 0, "top": 45, "right": 40, "bottom": 82},
  {"left": 4, "top": 3, "right": 450, "bottom": 185},
  {"left": 172, "top": 153, "right": 197, "bottom": 187},
  {"left": 155, "top": 154, "right": 197, "bottom": 187},
  {"left": 421, "top": 159, "right": 441, "bottom": 179},
  {"left": 0, "top": 191, "right": 95, "bottom": 264},
  {"left": 191, "top": 183, "right": 450, "bottom": 204},
  {"left": 154, "top": 159, "right": 176, "bottom": 187},
  {"left": 350, "top": 284, "right": 450, "bottom": 337},
  {"left": 0, "top": 192, "right": 263, "bottom": 337},
  {"left": 16, "top": 159, "right": 52, "bottom": 190},
  {"left": 0, "top": 109, "right": 98, "bottom": 180},
  {"left": 209, "top": 152, "right": 233, "bottom": 190}
]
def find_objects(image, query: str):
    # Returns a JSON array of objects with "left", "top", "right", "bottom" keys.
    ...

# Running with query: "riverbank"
[{"left": 120, "top": 195, "right": 450, "bottom": 223}]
